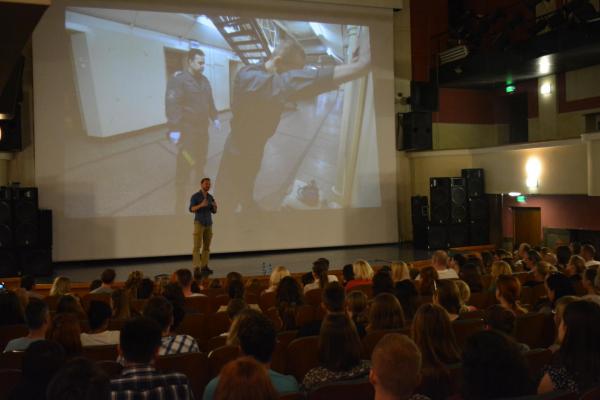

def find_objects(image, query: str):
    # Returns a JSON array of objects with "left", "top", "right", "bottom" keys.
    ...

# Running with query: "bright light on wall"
[
  {"left": 538, "top": 56, "right": 551, "bottom": 74},
  {"left": 508, "top": 192, "right": 522, "bottom": 197},
  {"left": 525, "top": 157, "right": 542, "bottom": 190},
  {"left": 540, "top": 82, "right": 552, "bottom": 96}
]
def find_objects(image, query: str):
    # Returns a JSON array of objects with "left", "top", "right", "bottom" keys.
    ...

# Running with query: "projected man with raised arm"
[
  {"left": 215, "top": 30, "right": 371, "bottom": 213},
  {"left": 165, "top": 48, "right": 220, "bottom": 211},
  {"left": 189, "top": 177, "right": 217, "bottom": 276}
]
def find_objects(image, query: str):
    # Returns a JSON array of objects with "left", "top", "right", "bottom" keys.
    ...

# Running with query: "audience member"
[
  {"left": 428, "top": 251, "right": 458, "bottom": 280},
  {"left": 111, "top": 288, "right": 133, "bottom": 320},
  {"left": 204, "top": 310, "right": 299, "bottom": 399},
  {"left": 543, "top": 252, "right": 558, "bottom": 267},
  {"left": 4, "top": 298, "right": 49, "bottom": 352},
  {"left": 143, "top": 296, "right": 199, "bottom": 355},
  {"left": 304, "top": 258, "right": 339, "bottom": 293},
  {"left": 345, "top": 259, "right": 374, "bottom": 292},
  {"left": 265, "top": 266, "right": 291, "bottom": 293},
  {"left": 214, "top": 356, "right": 278, "bottom": 400},
  {"left": 483, "top": 304, "right": 530, "bottom": 352},
  {"left": 433, "top": 280, "right": 462, "bottom": 321},
  {"left": 48, "top": 313, "right": 82, "bottom": 359},
  {"left": 226, "top": 298, "right": 249, "bottom": 323},
  {"left": 217, "top": 279, "right": 260, "bottom": 313},
  {"left": 524, "top": 261, "right": 553, "bottom": 288},
  {"left": 124, "top": 270, "right": 144, "bottom": 299},
  {"left": 448, "top": 253, "right": 467, "bottom": 275},
  {"left": 565, "top": 255, "right": 586, "bottom": 282},
  {"left": 462, "top": 330, "right": 535, "bottom": 399},
  {"left": 458, "top": 263, "right": 483, "bottom": 293},
  {"left": 275, "top": 276, "right": 304, "bottom": 331},
  {"left": 480, "top": 251, "right": 494, "bottom": 274},
  {"left": 89, "top": 280, "right": 102, "bottom": 292},
  {"left": 417, "top": 266, "right": 438, "bottom": 296},
  {"left": 496, "top": 275, "right": 528, "bottom": 315},
  {"left": 454, "top": 280, "right": 476, "bottom": 313},
  {"left": 370, "top": 333, "right": 430, "bottom": 400},
  {"left": 302, "top": 313, "right": 370, "bottom": 390},
  {"left": 515, "top": 243, "right": 532, "bottom": 271},
  {"left": 56, "top": 294, "right": 86, "bottom": 319},
  {"left": 541, "top": 273, "right": 576, "bottom": 314},
  {"left": 0, "top": 290, "right": 25, "bottom": 326},
  {"left": 394, "top": 279, "right": 419, "bottom": 321},
  {"left": 548, "top": 296, "right": 579, "bottom": 353},
  {"left": 137, "top": 278, "right": 155, "bottom": 299},
  {"left": 175, "top": 268, "right": 206, "bottom": 298},
  {"left": 81, "top": 300, "right": 119, "bottom": 346},
  {"left": 111, "top": 317, "right": 193, "bottom": 399},
  {"left": 301, "top": 272, "right": 315, "bottom": 288},
  {"left": 372, "top": 270, "right": 395, "bottom": 297},
  {"left": 570, "top": 241, "right": 582, "bottom": 257},
  {"left": 582, "top": 244, "right": 600, "bottom": 268},
  {"left": 49, "top": 276, "right": 72, "bottom": 297},
  {"left": 46, "top": 357, "right": 110, "bottom": 400},
  {"left": 346, "top": 290, "right": 368, "bottom": 337},
  {"left": 342, "top": 263, "right": 355, "bottom": 287},
  {"left": 583, "top": 267, "right": 599, "bottom": 296},
  {"left": 556, "top": 245, "right": 572, "bottom": 271},
  {"left": 8, "top": 340, "right": 66, "bottom": 400},
  {"left": 20, "top": 275, "right": 43, "bottom": 300},
  {"left": 90, "top": 269, "right": 116, "bottom": 294},
  {"left": 524, "top": 250, "right": 542, "bottom": 272},
  {"left": 539, "top": 300, "right": 600, "bottom": 394},
  {"left": 161, "top": 282, "right": 187, "bottom": 331},
  {"left": 367, "top": 293, "right": 405, "bottom": 332},
  {"left": 298, "top": 282, "right": 345, "bottom": 337},
  {"left": 390, "top": 261, "right": 411, "bottom": 282}
]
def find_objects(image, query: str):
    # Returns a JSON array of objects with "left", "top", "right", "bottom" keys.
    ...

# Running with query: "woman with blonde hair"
[
  {"left": 489, "top": 260, "right": 513, "bottom": 292},
  {"left": 390, "top": 261, "right": 410, "bottom": 282},
  {"left": 265, "top": 266, "right": 291, "bottom": 293},
  {"left": 345, "top": 259, "right": 374, "bottom": 292},
  {"left": 124, "top": 270, "right": 144, "bottom": 299},
  {"left": 49, "top": 276, "right": 72, "bottom": 297}
]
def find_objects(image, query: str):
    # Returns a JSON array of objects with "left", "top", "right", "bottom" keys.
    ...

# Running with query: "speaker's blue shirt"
[{"left": 189, "top": 191, "right": 216, "bottom": 226}]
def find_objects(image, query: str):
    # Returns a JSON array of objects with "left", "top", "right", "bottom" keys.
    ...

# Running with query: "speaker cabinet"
[
  {"left": 461, "top": 168, "right": 485, "bottom": 198},
  {"left": 430, "top": 178, "right": 451, "bottom": 225},
  {"left": 411, "top": 196, "right": 429, "bottom": 249},
  {"left": 469, "top": 197, "right": 488, "bottom": 222},
  {"left": 428, "top": 225, "right": 448, "bottom": 250},
  {"left": 400, "top": 112, "right": 432, "bottom": 151},
  {"left": 19, "top": 248, "right": 52, "bottom": 277},
  {"left": 469, "top": 222, "right": 489, "bottom": 245},
  {"left": 451, "top": 177, "right": 467, "bottom": 224},
  {"left": 448, "top": 224, "right": 469, "bottom": 247},
  {"left": 13, "top": 187, "right": 38, "bottom": 247},
  {"left": 0, "top": 187, "right": 12, "bottom": 247},
  {"left": 0, "top": 249, "right": 18, "bottom": 277}
]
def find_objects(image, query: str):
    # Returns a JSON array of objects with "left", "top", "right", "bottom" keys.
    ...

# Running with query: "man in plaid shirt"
[{"left": 111, "top": 317, "right": 193, "bottom": 400}]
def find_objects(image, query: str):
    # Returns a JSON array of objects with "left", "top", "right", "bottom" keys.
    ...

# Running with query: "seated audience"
[
  {"left": 454, "top": 280, "right": 476, "bottom": 313},
  {"left": 124, "top": 270, "right": 144, "bottom": 299},
  {"left": 583, "top": 267, "right": 599, "bottom": 296},
  {"left": 49, "top": 276, "right": 72, "bottom": 297},
  {"left": 111, "top": 288, "right": 134, "bottom": 320},
  {"left": 370, "top": 333, "right": 430, "bottom": 400},
  {"left": 539, "top": 300, "right": 600, "bottom": 394},
  {"left": 161, "top": 282, "right": 187, "bottom": 331},
  {"left": 448, "top": 253, "right": 467, "bottom": 275},
  {"left": 480, "top": 251, "right": 494, "bottom": 274},
  {"left": 302, "top": 313, "right": 370, "bottom": 390},
  {"left": 46, "top": 357, "right": 110, "bottom": 400},
  {"left": 582, "top": 244, "right": 600, "bottom": 268},
  {"left": 276, "top": 276, "right": 304, "bottom": 331},
  {"left": 90, "top": 268, "right": 116, "bottom": 294},
  {"left": 523, "top": 261, "right": 553, "bottom": 288},
  {"left": 143, "top": 296, "right": 199, "bottom": 355},
  {"left": 565, "top": 255, "right": 586, "bottom": 282},
  {"left": 428, "top": 250, "right": 458, "bottom": 280},
  {"left": 367, "top": 293, "right": 405, "bottom": 333},
  {"left": 80, "top": 300, "right": 119, "bottom": 346},
  {"left": 556, "top": 245, "right": 572, "bottom": 271},
  {"left": 56, "top": 294, "right": 86, "bottom": 319},
  {"left": 217, "top": 279, "right": 260, "bottom": 313},
  {"left": 20, "top": 275, "right": 43, "bottom": 300},
  {"left": 418, "top": 266, "right": 438, "bottom": 296},
  {"left": 89, "top": 280, "right": 102, "bottom": 292},
  {"left": 391, "top": 261, "right": 411, "bottom": 282},
  {"left": 8, "top": 340, "right": 66, "bottom": 400},
  {"left": 495, "top": 275, "right": 528, "bottom": 315},
  {"left": 433, "top": 280, "right": 462, "bottom": 321},
  {"left": 514, "top": 243, "right": 532, "bottom": 271},
  {"left": 346, "top": 290, "right": 368, "bottom": 337},
  {"left": 342, "top": 263, "right": 355, "bottom": 287},
  {"left": 483, "top": 304, "right": 530, "bottom": 352},
  {"left": 570, "top": 241, "right": 582, "bottom": 257},
  {"left": 204, "top": 310, "right": 299, "bottom": 399},
  {"left": 298, "top": 282, "right": 345, "bottom": 337},
  {"left": 301, "top": 272, "right": 315, "bottom": 288},
  {"left": 543, "top": 252, "right": 558, "bottom": 267},
  {"left": 458, "top": 263, "right": 483, "bottom": 293},
  {"left": 111, "top": 317, "right": 193, "bottom": 399},
  {"left": 462, "top": 330, "right": 535, "bottom": 399},
  {"left": 541, "top": 273, "right": 577, "bottom": 314},
  {"left": 48, "top": 313, "right": 82, "bottom": 359},
  {"left": 226, "top": 298, "right": 249, "bottom": 323},
  {"left": 394, "top": 280, "right": 419, "bottom": 320},
  {"left": 548, "top": 296, "right": 579, "bottom": 353},
  {"left": 137, "top": 278, "right": 155, "bottom": 299},
  {"left": 304, "top": 258, "right": 339, "bottom": 293},
  {"left": 214, "top": 356, "right": 278, "bottom": 400},
  {"left": 411, "top": 304, "right": 460, "bottom": 400},
  {"left": 4, "top": 298, "right": 49, "bottom": 352},
  {"left": 372, "top": 270, "right": 395, "bottom": 297},
  {"left": 0, "top": 290, "right": 24, "bottom": 326},
  {"left": 265, "top": 265, "right": 291, "bottom": 293},
  {"left": 175, "top": 268, "right": 206, "bottom": 297},
  {"left": 524, "top": 250, "right": 543, "bottom": 272},
  {"left": 345, "top": 259, "right": 374, "bottom": 292}
]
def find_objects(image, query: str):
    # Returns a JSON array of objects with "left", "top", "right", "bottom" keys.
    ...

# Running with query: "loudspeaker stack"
[
  {"left": 462, "top": 168, "right": 489, "bottom": 245},
  {"left": 411, "top": 196, "right": 429, "bottom": 249},
  {"left": 0, "top": 186, "right": 52, "bottom": 277}
]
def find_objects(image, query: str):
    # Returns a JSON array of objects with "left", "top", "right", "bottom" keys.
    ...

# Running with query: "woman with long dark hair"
[{"left": 276, "top": 276, "right": 304, "bottom": 331}]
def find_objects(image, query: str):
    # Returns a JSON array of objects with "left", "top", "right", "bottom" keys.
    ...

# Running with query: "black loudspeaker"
[
  {"left": 461, "top": 168, "right": 485, "bottom": 198},
  {"left": 0, "top": 105, "right": 23, "bottom": 152},
  {"left": 411, "top": 196, "right": 429, "bottom": 249},
  {"left": 469, "top": 197, "right": 488, "bottom": 222},
  {"left": 448, "top": 224, "right": 469, "bottom": 247},
  {"left": 0, "top": 249, "right": 18, "bottom": 277},
  {"left": 410, "top": 80, "right": 439, "bottom": 112},
  {"left": 38, "top": 209, "right": 52, "bottom": 247},
  {"left": 430, "top": 177, "right": 451, "bottom": 225},
  {"left": 469, "top": 222, "right": 489, "bottom": 245},
  {"left": 450, "top": 177, "right": 467, "bottom": 224},
  {"left": 19, "top": 248, "right": 52, "bottom": 277},
  {"left": 428, "top": 225, "right": 448, "bottom": 250},
  {"left": 13, "top": 187, "right": 38, "bottom": 247},
  {"left": 400, "top": 112, "right": 432, "bottom": 151},
  {"left": 0, "top": 187, "right": 12, "bottom": 247}
]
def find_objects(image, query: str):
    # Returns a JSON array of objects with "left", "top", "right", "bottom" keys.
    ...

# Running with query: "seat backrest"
[
  {"left": 184, "top": 296, "right": 212, "bottom": 315},
  {"left": 0, "top": 324, "right": 28, "bottom": 351},
  {"left": 350, "top": 284, "right": 373, "bottom": 299},
  {"left": 295, "top": 305, "right": 316, "bottom": 328},
  {"left": 130, "top": 299, "right": 148, "bottom": 314},
  {"left": 361, "top": 329, "right": 409, "bottom": 360},
  {"left": 0, "top": 351, "right": 24, "bottom": 370},
  {"left": 82, "top": 344, "right": 118, "bottom": 361},
  {"left": 207, "top": 345, "right": 240, "bottom": 379},
  {"left": 280, "top": 393, "right": 305, "bottom": 400},
  {"left": 0, "top": 369, "right": 22, "bottom": 398},
  {"left": 459, "top": 310, "right": 485, "bottom": 320},
  {"left": 259, "top": 291, "right": 277, "bottom": 312},
  {"left": 286, "top": 336, "right": 319, "bottom": 381},
  {"left": 107, "top": 318, "right": 127, "bottom": 331},
  {"left": 81, "top": 293, "right": 112, "bottom": 312},
  {"left": 176, "top": 313, "right": 208, "bottom": 347},
  {"left": 468, "top": 291, "right": 496, "bottom": 310},
  {"left": 156, "top": 351, "right": 209, "bottom": 400},
  {"left": 581, "top": 385, "right": 600, "bottom": 400},
  {"left": 305, "top": 289, "right": 323, "bottom": 307},
  {"left": 44, "top": 295, "right": 60, "bottom": 312},
  {"left": 307, "top": 378, "right": 374, "bottom": 400},
  {"left": 95, "top": 360, "right": 123, "bottom": 379},
  {"left": 265, "top": 307, "right": 283, "bottom": 332},
  {"left": 452, "top": 319, "right": 484, "bottom": 350},
  {"left": 515, "top": 313, "right": 555, "bottom": 349},
  {"left": 207, "top": 311, "right": 231, "bottom": 339},
  {"left": 523, "top": 348, "right": 552, "bottom": 382},
  {"left": 205, "top": 335, "right": 228, "bottom": 352}
]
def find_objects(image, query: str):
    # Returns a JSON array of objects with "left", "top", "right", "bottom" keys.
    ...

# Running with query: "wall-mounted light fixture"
[
  {"left": 525, "top": 157, "right": 542, "bottom": 190},
  {"left": 540, "top": 81, "right": 552, "bottom": 96}
]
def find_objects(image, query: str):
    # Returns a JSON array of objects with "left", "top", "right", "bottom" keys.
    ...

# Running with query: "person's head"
[
  {"left": 226, "top": 298, "right": 249, "bottom": 320},
  {"left": 583, "top": 268, "right": 598, "bottom": 293},
  {"left": 491, "top": 260, "right": 512, "bottom": 280},
  {"left": 119, "top": 317, "right": 162, "bottom": 364},
  {"left": 214, "top": 356, "right": 278, "bottom": 400},
  {"left": 275, "top": 276, "right": 303, "bottom": 305},
  {"left": 229, "top": 310, "right": 276, "bottom": 364},
  {"left": 311, "top": 259, "right": 329, "bottom": 289},
  {"left": 20, "top": 275, "right": 35, "bottom": 291},
  {"left": 449, "top": 253, "right": 467, "bottom": 272},
  {"left": 301, "top": 272, "right": 314, "bottom": 287},
  {"left": 570, "top": 241, "right": 582, "bottom": 256},
  {"left": 368, "top": 293, "right": 405, "bottom": 331},
  {"left": 431, "top": 250, "right": 449, "bottom": 269},
  {"left": 495, "top": 275, "right": 522, "bottom": 309},
  {"left": 187, "top": 48, "right": 205, "bottom": 75},
  {"left": 434, "top": 279, "right": 462, "bottom": 316},
  {"left": 370, "top": 333, "right": 422, "bottom": 400},
  {"left": 175, "top": 268, "right": 193, "bottom": 290},
  {"left": 418, "top": 266, "right": 439, "bottom": 296},
  {"left": 553, "top": 296, "right": 579, "bottom": 333},
  {"left": 481, "top": 251, "right": 494, "bottom": 271},
  {"left": 143, "top": 296, "right": 173, "bottom": 334},
  {"left": 565, "top": 255, "right": 586, "bottom": 277},
  {"left": 459, "top": 263, "right": 483, "bottom": 292},
  {"left": 581, "top": 244, "right": 596, "bottom": 262},
  {"left": 24, "top": 298, "right": 50, "bottom": 332},
  {"left": 545, "top": 272, "right": 576, "bottom": 305},
  {"left": 87, "top": 300, "right": 112, "bottom": 332},
  {"left": 161, "top": 282, "right": 186, "bottom": 330},
  {"left": 124, "top": 271, "right": 144, "bottom": 297},
  {"left": 21, "top": 340, "right": 65, "bottom": 389},
  {"left": 56, "top": 295, "right": 82, "bottom": 316},
  {"left": 346, "top": 290, "right": 368, "bottom": 319},
  {"left": 557, "top": 300, "right": 600, "bottom": 392},
  {"left": 100, "top": 268, "right": 116, "bottom": 286},
  {"left": 394, "top": 280, "right": 419, "bottom": 320},
  {"left": 518, "top": 243, "right": 532, "bottom": 258},
  {"left": 318, "top": 313, "right": 362, "bottom": 371},
  {"left": 462, "top": 330, "right": 534, "bottom": 399},
  {"left": 543, "top": 252, "right": 558, "bottom": 266},
  {"left": 225, "top": 271, "right": 243, "bottom": 286},
  {"left": 111, "top": 288, "right": 132, "bottom": 320},
  {"left": 269, "top": 266, "right": 290, "bottom": 290},
  {"left": 411, "top": 303, "right": 460, "bottom": 366},
  {"left": 46, "top": 357, "right": 110, "bottom": 400},
  {"left": 534, "top": 261, "right": 553, "bottom": 282},
  {"left": 322, "top": 281, "right": 345, "bottom": 312},
  {"left": 200, "top": 177, "right": 211, "bottom": 192},
  {"left": 390, "top": 261, "right": 410, "bottom": 282},
  {"left": 484, "top": 304, "right": 517, "bottom": 336},
  {"left": 0, "top": 289, "right": 24, "bottom": 325},
  {"left": 352, "top": 259, "right": 374, "bottom": 281},
  {"left": 50, "top": 276, "right": 71, "bottom": 296},
  {"left": 228, "top": 279, "right": 245, "bottom": 300},
  {"left": 454, "top": 280, "right": 471, "bottom": 308},
  {"left": 556, "top": 245, "right": 572, "bottom": 266},
  {"left": 48, "top": 313, "right": 82, "bottom": 358},
  {"left": 137, "top": 278, "right": 155, "bottom": 299},
  {"left": 269, "top": 36, "right": 306, "bottom": 73},
  {"left": 524, "top": 250, "right": 542, "bottom": 270},
  {"left": 342, "top": 263, "right": 355, "bottom": 284},
  {"left": 314, "top": 257, "right": 330, "bottom": 271},
  {"left": 372, "top": 270, "right": 394, "bottom": 297}
]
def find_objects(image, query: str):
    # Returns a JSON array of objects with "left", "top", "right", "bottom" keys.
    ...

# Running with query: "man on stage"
[{"left": 189, "top": 178, "right": 217, "bottom": 275}]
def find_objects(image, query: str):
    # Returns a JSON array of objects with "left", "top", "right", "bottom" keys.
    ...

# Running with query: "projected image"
[{"left": 64, "top": 8, "right": 380, "bottom": 217}]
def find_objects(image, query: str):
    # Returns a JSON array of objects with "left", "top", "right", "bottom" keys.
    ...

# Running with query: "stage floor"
[{"left": 53, "top": 243, "right": 431, "bottom": 284}]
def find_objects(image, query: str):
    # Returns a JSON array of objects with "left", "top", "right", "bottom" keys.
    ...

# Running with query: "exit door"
[{"left": 513, "top": 207, "right": 542, "bottom": 247}]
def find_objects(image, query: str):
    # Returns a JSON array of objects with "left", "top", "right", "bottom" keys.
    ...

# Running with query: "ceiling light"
[
  {"left": 539, "top": 56, "right": 551, "bottom": 74},
  {"left": 508, "top": 192, "right": 522, "bottom": 197}
]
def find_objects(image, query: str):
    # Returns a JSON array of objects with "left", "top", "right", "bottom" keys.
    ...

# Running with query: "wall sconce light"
[
  {"left": 540, "top": 82, "right": 552, "bottom": 96},
  {"left": 525, "top": 157, "right": 541, "bottom": 190}
]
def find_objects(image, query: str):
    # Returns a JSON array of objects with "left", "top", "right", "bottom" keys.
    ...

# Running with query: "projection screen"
[{"left": 33, "top": 0, "right": 398, "bottom": 261}]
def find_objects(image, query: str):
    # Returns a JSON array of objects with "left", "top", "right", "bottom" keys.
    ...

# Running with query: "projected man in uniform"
[
  {"left": 165, "top": 48, "right": 220, "bottom": 211},
  {"left": 215, "top": 30, "right": 371, "bottom": 213}
]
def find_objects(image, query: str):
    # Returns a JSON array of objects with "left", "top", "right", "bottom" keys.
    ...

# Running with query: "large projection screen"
[{"left": 33, "top": 0, "right": 398, "bottom": 261}]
